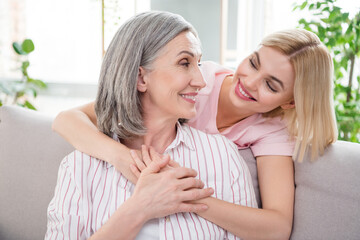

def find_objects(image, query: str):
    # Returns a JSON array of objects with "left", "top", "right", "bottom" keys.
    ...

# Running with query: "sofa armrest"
[{"left": 0, "top": 106, "right": 74, "bottom": 240}]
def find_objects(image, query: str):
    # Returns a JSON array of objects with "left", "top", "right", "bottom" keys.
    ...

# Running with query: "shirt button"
[{"left": 166, "top": 217, "right": 170, "bottom": 222}]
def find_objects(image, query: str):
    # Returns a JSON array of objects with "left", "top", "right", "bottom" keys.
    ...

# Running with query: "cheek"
[
  {"left": 260, "top": 92, "right": 285, "bottom": 107},
  {"left": 235, "top": 62, "right": 248, "bottom": 75}
]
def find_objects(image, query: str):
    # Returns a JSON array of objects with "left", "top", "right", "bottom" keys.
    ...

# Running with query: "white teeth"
[
  {"left": 238, "top": 84, "right": 250, "bottom": 98},
  {"left": 180, "top": 94, "right": 196, "bottom": 101}
]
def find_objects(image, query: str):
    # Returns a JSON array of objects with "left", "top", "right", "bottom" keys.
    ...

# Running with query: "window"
[
  {"left": 1, "top": 0, "right": 356, "bottom": 115},
  {"left": 0, "top": 0, "right": 151, "bottom": 84}
]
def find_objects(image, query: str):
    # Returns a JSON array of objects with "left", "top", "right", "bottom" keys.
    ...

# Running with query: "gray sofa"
[{"left": 0, "top": 105, "right": 359, "bottom": 240}]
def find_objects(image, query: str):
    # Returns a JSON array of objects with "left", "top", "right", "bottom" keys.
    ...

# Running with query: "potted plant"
[
  {"left": 294, "top": 0, "right": 360, "bottom": 142},
  {"left": 0, "top": 39, "right": 47, "bottom": 110}
]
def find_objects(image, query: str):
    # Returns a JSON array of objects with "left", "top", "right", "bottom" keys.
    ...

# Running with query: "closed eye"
[
  {"left": 179, "top": 58, "right": 190, "bottom": 67},
  {"left": 266, "top": 80, "right": 278, "bottom": 93},
  {"left": 249, "top": 58, "right": 257, "bottom": 70}
]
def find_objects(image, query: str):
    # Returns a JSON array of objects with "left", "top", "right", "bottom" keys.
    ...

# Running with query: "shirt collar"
[{"left": 165, "top": 122, "right": 195, "bottom": 151}]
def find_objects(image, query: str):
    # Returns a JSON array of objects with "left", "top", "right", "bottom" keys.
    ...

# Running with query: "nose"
[
  {"left": 191, "top": 64, "right": 206, "bottom": 90},
  {"left": 244, "top": 72, "right": 261, "bottom": 91}
]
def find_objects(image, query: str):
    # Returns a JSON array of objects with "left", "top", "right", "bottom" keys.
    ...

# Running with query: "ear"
[
  {"left": 280, "top": 100, "right": 295, "bottom": 110},
  {"left": 137, "top": 67, "right": 148, "bottom": 92}
]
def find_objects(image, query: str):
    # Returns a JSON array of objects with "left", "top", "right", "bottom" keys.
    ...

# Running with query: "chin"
[{"left": 180, "top": 111, "right": 196, "bottom": 121}]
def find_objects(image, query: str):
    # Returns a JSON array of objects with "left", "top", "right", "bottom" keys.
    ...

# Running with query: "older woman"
[{"left": 45, "top": 11, "right": 256, "bottom": 240}]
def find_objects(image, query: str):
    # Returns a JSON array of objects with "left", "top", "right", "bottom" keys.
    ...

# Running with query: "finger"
[
  {"left": 180, "top": 188, "right": 214, "bottom": 202},
  {"left": 168, "top": 159, "right": 180, "bottom": 168},
  {"left": 142, "top": 156, "right": 170, "bottom": 175},
  {"left": 178, "top": 177, "right": 205, "bottom": 190},
  {"left": 130, "top": 150, "right": 146, "bottom": 171},
  {"left": 174, "top": 167, "right": 198, "bottom": 179},
  {"left": 130, "top": 164, "right": 141, "bottom": 179},
  {"left": 178, "top": 202, "right": 209, "bottom": 213},
  {"left": 141, "top": 145, "right": 152, "bottom": 167},
  {"left": 149, "top": 146, "right": 163, "bottom": 162}
]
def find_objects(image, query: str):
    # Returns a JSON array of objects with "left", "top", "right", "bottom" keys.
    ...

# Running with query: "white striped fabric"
[{"left": 45, "top": 123, "right": 257, "bottom": 240}]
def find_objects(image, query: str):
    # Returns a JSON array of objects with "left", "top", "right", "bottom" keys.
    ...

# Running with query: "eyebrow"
[
  {"left": 177, "top": 50, "right": 195, "bottom": 57},
  {"left": 254, "top": 51, "right": 284, "bottom": 90}
]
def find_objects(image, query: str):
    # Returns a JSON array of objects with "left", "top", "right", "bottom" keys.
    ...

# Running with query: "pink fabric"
[{"left": 188, "top": 61, "right": 294, "bottom": 157}]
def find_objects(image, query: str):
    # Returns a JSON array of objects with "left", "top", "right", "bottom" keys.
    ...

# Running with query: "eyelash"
[
  {"left": 180, "top": 58, "right": 190, "bottom": 67},
  {"left": 250, "top": 57, "right": 278, "bottom": 93},
  {"left": 249, "top": 57, "right": 257, "bottom": 69},
  {"left": 180, "top": 60, "right": 202, "bottom": 68},
  {"left": 266, "top": 80, "right": 277, "bottom": 93}
]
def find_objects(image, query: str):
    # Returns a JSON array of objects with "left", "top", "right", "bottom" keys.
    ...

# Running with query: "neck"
[
  {"left": 216, "top": 76, "right": 253, "bottom": 131},
  {"left": 123, "top": 115, "right": 177, "bottom": 154}
]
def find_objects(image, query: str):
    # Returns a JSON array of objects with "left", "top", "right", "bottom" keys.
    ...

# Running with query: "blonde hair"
[{"left": 261, "top": 29, "right": 338, "bottom": 162}]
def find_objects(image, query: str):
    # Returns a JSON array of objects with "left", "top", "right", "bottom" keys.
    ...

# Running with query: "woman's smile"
[
  {"left": 235, "top": 79, "right": 256, "bottom": 102},
  {"left": 179, "top": 92, "right": 198, "bottom": 104}
]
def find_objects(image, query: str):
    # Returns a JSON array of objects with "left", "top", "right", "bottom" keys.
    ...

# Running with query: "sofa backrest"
[
  {"left": 291, "top": 140, "right": 360, "bottom": 240},
  {"left": 1, "top": 105, "right": 359, "bottom": 239},
  {"left": 0, "top": 106, "right": 74, "bottom": 240}
]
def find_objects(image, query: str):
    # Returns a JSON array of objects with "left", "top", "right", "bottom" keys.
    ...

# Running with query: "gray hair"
[{"left": 95, "top": 11, "right": 199, "bottom": 139}]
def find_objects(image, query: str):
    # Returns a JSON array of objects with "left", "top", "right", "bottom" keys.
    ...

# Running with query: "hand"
[
  {"left": 130, "top": 145, "right": 179, "bottom": 179},
  {"left": 129, "top": 148, "right": 214, "bottom": 221}
]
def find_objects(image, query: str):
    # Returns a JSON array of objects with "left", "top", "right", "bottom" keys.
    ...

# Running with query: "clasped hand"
[{"left": 128, "top": 145, "right": 213, "bottom": 221}]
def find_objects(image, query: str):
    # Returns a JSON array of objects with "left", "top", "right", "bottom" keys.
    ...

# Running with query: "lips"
[
  {"left": 235, "top": 80, "right": 256, "bottom": 101},
  {"left": 180, "top": 92, "right": 197, "bottom": 104}
]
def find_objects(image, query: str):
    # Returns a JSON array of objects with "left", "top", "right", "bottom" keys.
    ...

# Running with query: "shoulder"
[
  {"left": 233, "top": 114, "right": 289, "bottom": 138},
  {"left": 200, "top": 61, "right": 233, "bottom": 87},
  {"left": 60, "top": 150, "right": 111, "bottom": 182},
  {"left": 240, "top": 116, "right": 294, "bottom": 156},
  {"left": 183, "top": 125, "right": 239, "bottom": 155}
]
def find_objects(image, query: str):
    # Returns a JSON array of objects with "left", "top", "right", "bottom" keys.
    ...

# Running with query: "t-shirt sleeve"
[{"left": 249, "top": 121, "right": 295, "bottom": 157}]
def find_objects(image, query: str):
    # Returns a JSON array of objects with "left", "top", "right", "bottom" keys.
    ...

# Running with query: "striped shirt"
[{"left": 45, "top": 123, "right": 257, "bottom": 240}]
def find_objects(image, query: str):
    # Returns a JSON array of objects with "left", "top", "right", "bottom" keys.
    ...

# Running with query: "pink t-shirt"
[{"left": 188, "top": 61, "right": 294, "bottom": 157}]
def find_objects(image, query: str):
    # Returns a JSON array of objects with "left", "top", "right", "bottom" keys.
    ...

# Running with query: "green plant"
[
  {"left": 0, "top": 39, "right": 47, "bottom": 110},
  {"left": 294, "top": 0, "right": 360, "bottom": 142}
]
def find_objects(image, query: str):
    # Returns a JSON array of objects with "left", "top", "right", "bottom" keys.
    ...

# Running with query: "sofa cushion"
[
  {"left": 291, "top": 140, "right": 360, "bottom": 240},
  {"left": 0, "top": 106, "right": 74, "bottom": 240}
]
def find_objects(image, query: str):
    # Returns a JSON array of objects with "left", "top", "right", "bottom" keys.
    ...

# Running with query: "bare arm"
[
  {"left": 52, "top": 102, "right": 137, "bottom": 183},
  {"left": 195, "top": 156, "right": 294, "bottom": 240}
]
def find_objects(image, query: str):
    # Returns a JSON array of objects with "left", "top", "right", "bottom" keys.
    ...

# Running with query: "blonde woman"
[{"left": 53, "top": 28, "right": 337, "bottom": 239}]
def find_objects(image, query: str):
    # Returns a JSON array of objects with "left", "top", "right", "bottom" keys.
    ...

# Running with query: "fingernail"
[{"left": 201, "top": 205, "right": 208, "bottom": 210}]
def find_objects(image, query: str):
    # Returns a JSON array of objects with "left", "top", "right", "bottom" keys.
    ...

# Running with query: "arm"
[
  {"left": 47, "top": 153, "right": 213, "bottom": 240},
  {"left": 52, "top": 102, "right": 137, "bottom": 183},
  {"left": 196, "top": 155, "right": 294, "bottom": 240}
]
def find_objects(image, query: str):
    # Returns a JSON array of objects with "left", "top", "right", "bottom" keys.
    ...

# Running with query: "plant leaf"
[
  {"left": 24, "top": 100, "right": 36, "bottom": 110},
  {"left": 28, "top": 78, "right": 47, "bottom": 89},
  {"left": 12, "top": 42, "right": 26, "bottom": 55},
  {"left": 300, "top": 1, "right": 308, "bottom": 10},
  {"left": 22, "top": 39, "right": 35, "bottom": 54}
]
